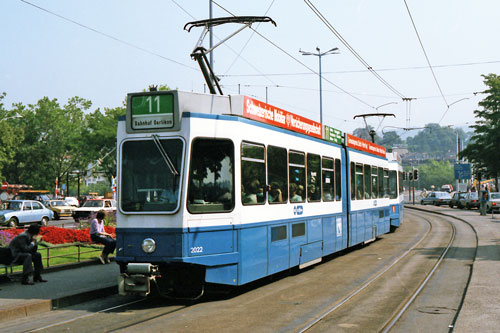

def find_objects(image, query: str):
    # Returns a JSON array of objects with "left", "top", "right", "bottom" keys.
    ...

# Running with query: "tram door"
[{"left": 268, "top": 224, "right": 289, "bottom": 274}]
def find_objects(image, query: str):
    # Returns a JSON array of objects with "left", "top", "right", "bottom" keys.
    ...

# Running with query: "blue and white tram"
[
  {"left": 387, "top": 152, "right": 404, "bottom": 229},
  {"left": 116, "top": 90, "right": 403, "bottom": 297}
]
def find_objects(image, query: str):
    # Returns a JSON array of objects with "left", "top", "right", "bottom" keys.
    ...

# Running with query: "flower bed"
[{"left": 0, "top": 226, "right": 116, "bottom": 246}]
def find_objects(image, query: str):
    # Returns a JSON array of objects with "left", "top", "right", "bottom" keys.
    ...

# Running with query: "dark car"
[
  {"left": 449, "top": 192, "right": 467, "bottom": 209},
  {"left": 420, "top": 191, "right": 452, "bottom": 206},
  {"left": 461, "top": 192, "right": 479, "bottom": 210}
]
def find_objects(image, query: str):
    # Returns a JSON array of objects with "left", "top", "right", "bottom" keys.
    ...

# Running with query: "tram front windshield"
[{"left": 121, "top": 138, "right": 183, "bottom": 212}]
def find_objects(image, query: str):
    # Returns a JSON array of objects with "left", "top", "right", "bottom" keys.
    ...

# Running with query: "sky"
[{"left": 2, "top": 0, "right": 500, "bottom": 135}]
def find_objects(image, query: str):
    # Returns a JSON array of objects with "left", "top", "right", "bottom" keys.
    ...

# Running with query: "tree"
[
  {"left": 82, "top": 106, "right": 125, "bottom": 185},
  {"left": 352, "top": 126, "right": 381, "bottom": 143},
  {"left": 460, "top": 74, "right": 500, "bottom": 190},
  {"left": 0, "top": 93, "right": 19, "bottom": 181},
  {"left": 3, "top": 97, "right": 90, "bottom": 190},
  {"left": 380, "top": 131, "right": 403, "bottom": 149},
  {"left": 417, "top": 160, "right": 455, "bottom": 190}
]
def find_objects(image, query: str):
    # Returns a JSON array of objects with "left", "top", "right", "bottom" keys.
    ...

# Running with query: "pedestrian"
[
  {"left": 89, "top": 210, "right": 116, "bottom": 264},
  {"left": 9, "top": 224, "right": 47, "bottom": 285}
]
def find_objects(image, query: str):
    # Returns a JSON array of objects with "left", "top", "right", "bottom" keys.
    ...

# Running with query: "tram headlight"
[{"left": 141, "top": 238, "right": 156, "bottom": 253}]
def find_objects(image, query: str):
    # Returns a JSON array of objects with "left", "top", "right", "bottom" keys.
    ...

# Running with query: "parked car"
[
  {"left": 72, "top": 199, "right": 116, "bottom": 223},
  {"left": 449, "top": 192, "right": 467, "bottom": 209},
  {"left": 441, "top": 184, "right": 453, "bottom": 193},
  {"left": 64, "top": 196, "right": 80, "bottom": 207},
  {"left": 420, "top": 191, "right": 452, "bottom": 206},
  {"left": 460, "top": 192, "right": 479, "bottom": 210},
  {"left": 0, "top": 200, "right": 53, "bottom": 227},
  {"left": 486, "top": 192, "right": 500, "bottom": 213},
  {"left": 45, "top": 199, "right": 75, "bottom": 220}
]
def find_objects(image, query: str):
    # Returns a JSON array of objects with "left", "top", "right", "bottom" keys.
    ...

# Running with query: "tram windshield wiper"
[{"left": 151, "top": 134, "right": 179, "bottom": 176}]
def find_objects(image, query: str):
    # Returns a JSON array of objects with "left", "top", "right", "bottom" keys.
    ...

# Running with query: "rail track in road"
[{"left": 11, "top": 207, "right": 477, "bottom": 333}]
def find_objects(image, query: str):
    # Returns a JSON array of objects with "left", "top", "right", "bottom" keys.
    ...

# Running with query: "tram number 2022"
[{"left": 190, "top": 246, "right": 204, "bottom": 254}]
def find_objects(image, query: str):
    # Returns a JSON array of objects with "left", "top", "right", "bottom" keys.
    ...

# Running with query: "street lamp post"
[{"left": 300, "top": 47, "right": 339, "bottom": 124}]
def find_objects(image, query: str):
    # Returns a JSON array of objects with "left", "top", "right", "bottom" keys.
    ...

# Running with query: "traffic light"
[
  {"left": 402, "top": 171, "right": 407, "bottom": 181},
  {"left": 409, "top": 171, "right": 413, "bottom": 181},
  {"left": 413, "top": 169, "right": 419, "bottom": 181}
]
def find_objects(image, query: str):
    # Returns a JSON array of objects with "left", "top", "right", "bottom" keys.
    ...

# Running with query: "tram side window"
[
  {"left": 307, "top": 153, "right": 321, "bottom": 202},
  {"left": 187, "top": 138, "right": 235, "bottom": 213},
  {"left": 398, "top": 171, "right": 403, "bottom": 195},
  {"left": 384, "top": 169, "right": 390, "bottom": 198},
  {"left": 289, "top": 151, "right": 305, "bottom": 203},
  {"left": 389, "top": 170, "right": 397, "bottom": 199},
  {"left": 241, "top": 142, "right": 266, "bottom": 205},
  {"left": 267, "top": 145, "right": 288, "bottom": 204},
  {"left": 322, "top": 157, "right": 335, "bottom": 202},
  {"left": 335, "top": 159, "right": 342, "bottom": 201},
  {"left": 351, "top": 162, "right": 356, "bottom": 200},
  {"left": 371, "top": 166, "right": 378, "bottom": 199},
  {"left": 378, "top": 167, "right": 384, "bottom": 199},
  {"left": 364, "top": 164, "right": 371, "bottom": 199},
  {"left": 355, "top": 164, "right": 364, "bottom": 200}
]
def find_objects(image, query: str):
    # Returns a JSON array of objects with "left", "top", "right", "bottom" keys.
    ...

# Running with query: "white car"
[
  {"left": 72, "top": 199, "right": 116, "bottom": 222},
  {"left": 65, "top": 196, "right": 80, "bottom": 207}
]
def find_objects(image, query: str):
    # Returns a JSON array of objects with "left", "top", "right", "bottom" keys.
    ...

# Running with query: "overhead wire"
[
  {"left": 219, "top": 59, "right": 500, "bottom": 77},
  {"left": 171, "top": 0, "right": 279, "bottom": 86},
  {"left": 223, "top": 0, "right": 277, "bottom": 74},
  {"left": 403, "top": 0, "right": 449, "bottom": 112},
  {"left": 19, "top": 0, "right": 198, "bottom": 71},
  {"left": 212, "top": 0, "right": 376, "bottom": 110},
  {"left": 304, "top": 0, "right": 407, "bottom": 100}
]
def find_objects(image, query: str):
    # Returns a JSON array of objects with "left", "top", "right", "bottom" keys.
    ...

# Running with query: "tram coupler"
[{"left": 118, "top": 263, "right": 159, "bottom": 296}]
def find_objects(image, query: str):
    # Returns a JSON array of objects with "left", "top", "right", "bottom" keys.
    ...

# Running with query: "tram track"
[
  {"left": 10, "top": 208, "right": 477, "bottom": 332},
  {"left": 299, "top": 208, "right": 477, "bottom": 332}
]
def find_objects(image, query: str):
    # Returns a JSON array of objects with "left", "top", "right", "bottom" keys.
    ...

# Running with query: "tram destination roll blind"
[{"left": 131, "top": 94, "right": 174, "bottom": 130}]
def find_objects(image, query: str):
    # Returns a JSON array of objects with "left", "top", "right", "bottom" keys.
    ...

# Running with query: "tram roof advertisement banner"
[
  {"left": 242, "top": 96, "right": 323, "bottom": 139},
  {"left": 345, "top": 134, "right": 386, "bottom": 157}
]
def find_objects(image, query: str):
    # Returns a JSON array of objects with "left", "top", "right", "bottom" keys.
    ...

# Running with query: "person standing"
[
  {"left": 9, "top": 224, "right": 47, "bottom": 285},
  {"left": 90, "top": 210, "right": 116, "bottom": 264}
]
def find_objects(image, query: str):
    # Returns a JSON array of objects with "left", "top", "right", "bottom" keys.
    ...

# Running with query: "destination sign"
[
  {"left": 242, "top": 96, "right": 322, "bottom": 139},
  {"left": 324, "top": 125, "right": 343, "bottom": 145},
  {"left": 345, "top": 134, "right": 386, "bottom": 157},
  {"left": 131, "top": 94, "right": 174, "bottom": 130}
]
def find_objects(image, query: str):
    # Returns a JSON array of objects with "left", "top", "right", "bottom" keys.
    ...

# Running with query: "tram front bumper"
[{"left": 118, "top": 263, "right": 159, "bottom": 296}]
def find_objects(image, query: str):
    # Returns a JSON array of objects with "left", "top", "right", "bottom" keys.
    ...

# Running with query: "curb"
[{"left": 0, "top": 285, "right": 118, "bottom": 324}]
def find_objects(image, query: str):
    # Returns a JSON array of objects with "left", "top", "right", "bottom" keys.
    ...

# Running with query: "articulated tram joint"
[{"left": 118, "top": 263, "right": 160, "bottom": 296}]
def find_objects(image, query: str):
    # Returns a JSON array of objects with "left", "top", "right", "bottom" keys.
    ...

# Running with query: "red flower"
[{"left": 3, "top": 226, "right": 116, "bottom": 245}]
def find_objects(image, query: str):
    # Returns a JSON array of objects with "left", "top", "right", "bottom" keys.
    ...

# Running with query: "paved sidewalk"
[
  {"left": 0, "top": 260, "right": 119, "bottom": 323},
  {"left": 407, "top": 204, "right": 500, "bottom": 332}
]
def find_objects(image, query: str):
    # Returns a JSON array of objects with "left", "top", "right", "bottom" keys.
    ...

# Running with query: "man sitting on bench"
[{"left": 9, "top": 224, "right": 47, "bottom": 285}]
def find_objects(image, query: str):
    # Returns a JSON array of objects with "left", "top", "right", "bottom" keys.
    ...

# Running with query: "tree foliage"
[
  {"left": 0, "top": 92, "right": 124, "bottom": 194},
  {"left": 460, "top": 73, "right": 500, "bottom": 190}
]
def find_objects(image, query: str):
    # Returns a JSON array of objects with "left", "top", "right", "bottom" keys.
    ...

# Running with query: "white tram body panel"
[{"left": 116, "top": 90, "right": 402, "bottom": 296}]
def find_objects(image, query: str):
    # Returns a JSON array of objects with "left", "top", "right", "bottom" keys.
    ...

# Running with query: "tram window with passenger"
[
  {"left": 378, "top": 167, "right": 384, "bottom": 198},
  {"left": 289, "top": 151, "right": 306, "bottom": 203},
  {"left": 384, "top": 169, "right": 390, "bottom": 198},
  {"left": 389, "top": 170, "right": 398, "bottom": 199},
  {"left": 187, "top": 138, "right": 234, "bottom": 213},
  {"left": 121, "top": 138, "right": 183, "bottom": 212},
  {"left": 335, "top": 159, "right": 341, "bottom": 201},
  {"left": 322, "top": 157, "right": 335, "bottom": 202},
  {"left": 307, "top": 153, "right": 321, "bottom": 202},
  {"left": 364, "top": 165, "right": 371, "bottom": 199},
  {"left": 241, "top": 142, "right": 266, "bottom": 205},
  {"left": 267, "top": 145, "right": 288, "bottom": 204},
  {"left": 371, "top": 166, "right": 378, "bottom": 199}
]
